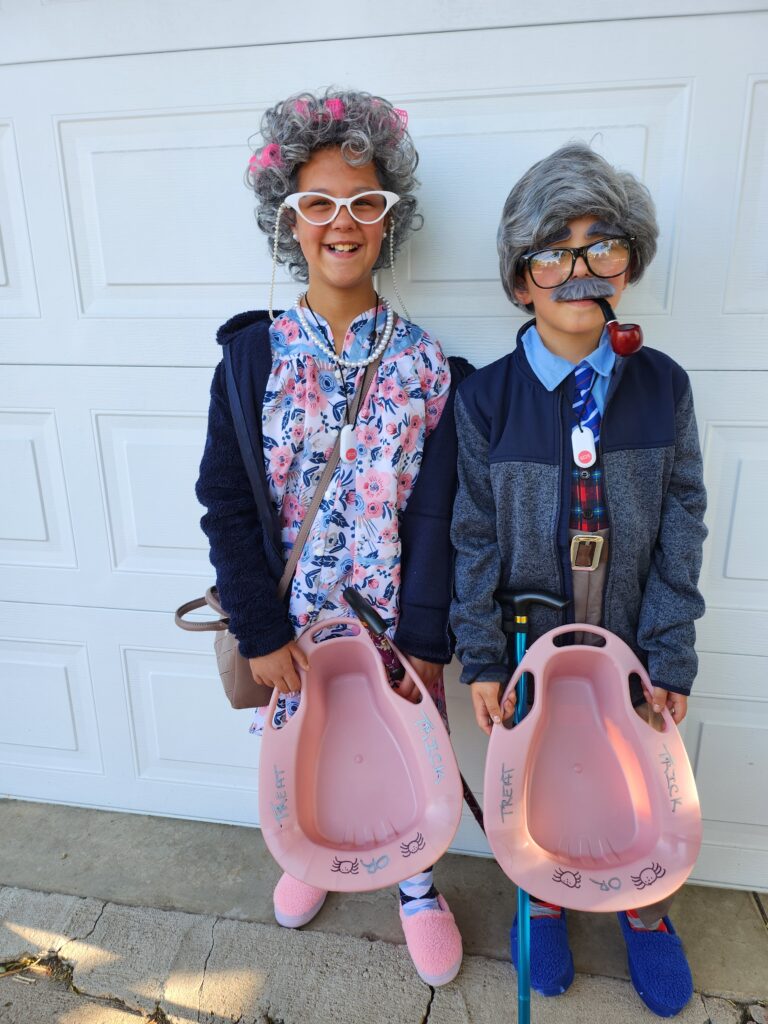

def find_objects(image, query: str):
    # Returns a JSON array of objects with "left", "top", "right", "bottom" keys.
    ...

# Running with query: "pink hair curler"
[
  {"left": 249, "top": 144, "right": 283, "bottom": 175},
  {"left": 323, "top": 98, "right": 345, "bottom": 120},
  {"left": 484, "top": 624, "right": 702, "bottom": 911},
  {"left": 259, "top": 617, "right": 463, "bottom": 892}
]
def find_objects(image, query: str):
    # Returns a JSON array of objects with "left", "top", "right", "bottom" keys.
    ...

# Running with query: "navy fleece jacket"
[
  {"left": 451, "top": 324, "right": 708, "bottom": 696},
  {"left": 196, "top": 311, "right": 473, "bottom": 662}
]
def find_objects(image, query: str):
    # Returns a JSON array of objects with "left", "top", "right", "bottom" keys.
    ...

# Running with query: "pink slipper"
[
  {"left": 273, "top": 872, "right": 327, "bottom": 928},
  {"left": 399, "top": 894, "right": 463, "bottom": 986}
]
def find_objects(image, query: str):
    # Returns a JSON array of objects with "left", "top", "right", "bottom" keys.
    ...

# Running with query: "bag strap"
[
  {"left": 175, "top": 586, "right": 229, "bottom": 632},
  {"left": 276, "top": 355, "right": 381, "bottom": 601}
]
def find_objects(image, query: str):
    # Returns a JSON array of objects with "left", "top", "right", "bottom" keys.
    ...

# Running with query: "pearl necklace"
[{"left": 295, "top": 293, "right": 394, "bottom": 379}]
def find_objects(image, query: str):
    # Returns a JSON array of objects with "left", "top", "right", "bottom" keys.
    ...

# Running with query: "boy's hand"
[
  {"left": 652, "top": 687, "right": 688, "bottom": 725},
  {"left": 248, "top": 641, "right": 309, "bottom": 694},
  {"left": 471, "top": 681, "right": 516, "bottom": 736}
]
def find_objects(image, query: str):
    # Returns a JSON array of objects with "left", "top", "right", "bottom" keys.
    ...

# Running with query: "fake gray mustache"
[{"left": 552, "top": 278, "right": 616, "bottom": 302}]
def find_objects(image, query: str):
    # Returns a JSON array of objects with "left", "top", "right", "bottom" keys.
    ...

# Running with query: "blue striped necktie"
[{"left": 572, "top": 360, "right": 600, "bottom": 445}]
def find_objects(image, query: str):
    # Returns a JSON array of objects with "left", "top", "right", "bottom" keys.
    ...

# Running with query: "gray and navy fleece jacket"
[
  {"left": 450, "top": 322, "right": 707, "bottom": 696},
  {"left": 195, "top": 310, "right": 473, "bottom": 664}
]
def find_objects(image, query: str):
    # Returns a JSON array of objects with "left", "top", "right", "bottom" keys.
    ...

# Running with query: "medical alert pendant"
[
  {"left": 571, "top": 424, "right": 596, "bottom": 468},
  {"left": 340, "top": 423, "right": 357, "bottom": 464}
]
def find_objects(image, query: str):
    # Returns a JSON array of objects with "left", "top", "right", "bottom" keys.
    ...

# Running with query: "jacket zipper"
[
  {"left": 599, "top": 377, "right": 616, "bottom": 627},
  {"left": 557, "top": 390, "right": 572, "bottom": 621}
]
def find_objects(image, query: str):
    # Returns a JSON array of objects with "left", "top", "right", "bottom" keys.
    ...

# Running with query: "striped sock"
[
  {"left": 530, "top": 898, "right": 562, "bottom": 919},
  {"left": 626, "top": 908, "right": 668, "bottom": 932},
  {"left": 399, "top": 868, "right": 441, "bottom": 917}
]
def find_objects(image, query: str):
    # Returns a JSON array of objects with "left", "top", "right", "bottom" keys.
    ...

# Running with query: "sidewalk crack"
[
  {"left": 421, "top": 985, "right": 435, "bottom": 1023},
  {"left": 147, "top": 1006, "right": 173, "bottom": 1023},
  {"left": 752, "top": 891, "right": 768, "bottom": 929},
  {"left": 0, "top": 951, "right": 145, "bottom": 1018},
  {"left": 57, "top": 898, "right": 108, "bottom": 954},
  {"left": 197, "top": 915, "right": 219, "bottom": 1023}
]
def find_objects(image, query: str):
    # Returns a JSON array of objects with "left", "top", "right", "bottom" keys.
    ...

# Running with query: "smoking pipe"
[{"left": 594, "top": 297, "right": 643, "bottom": 355}]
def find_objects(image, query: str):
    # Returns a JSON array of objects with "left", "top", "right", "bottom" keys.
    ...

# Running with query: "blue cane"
[
  {"left": 497, "top": 590, "right": 569, "bottom": 1024},
  {"left": 514, "top": 618, "right": 531, "bottom": 1024}
]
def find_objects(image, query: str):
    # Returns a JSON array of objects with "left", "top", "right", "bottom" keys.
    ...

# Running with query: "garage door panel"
[
  {"left": 94, "top": 412, "right": 209, "bottom": 575},
  {"left": 0, "top": 121, "right": 39, "bottom": 318},
  {"left": 0, "top": 410, "right": 77, "bottom": 567},
  {"left": 410, "top": 82, "right": 689, "bottom": 320},
  {"left": 123, "top": 646, "right": 258, "bottom": 789},
  {"left": 58, "top": 109, "right": 286, "bottom": 319},
  {"left": 0, "top": 366, "right": 214, "bottom": 609},
  {"left": 693, "top": 372, "right": 768, "bottom": 615},
  {"left": 0, "top": 602, "right": 260, "bottom": 824},
  {"left": 0, "top": 638, "right": 102, "bottom": 774},
  {"left": 695, "top": 651, "right": 766, "bottom": 702},
  {"left": 693, "top": 835, "right": 768, "bottom": 890},
  {"left": 687, "top": 703, "right": 768, "bottom": 828},
  {"left": 724, "top": 76, "right": 768, "bottom": 315},
  {"left": 683, "top": 697, "right": 768, "bottom": 890}
]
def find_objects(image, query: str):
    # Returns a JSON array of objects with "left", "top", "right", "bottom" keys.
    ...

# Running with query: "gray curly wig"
[
  {"left": 247, "top": 89, "right": 421, "bottom": 282},
  {"left": 498, "top": 142, "right": 658, "bottom": 312}
]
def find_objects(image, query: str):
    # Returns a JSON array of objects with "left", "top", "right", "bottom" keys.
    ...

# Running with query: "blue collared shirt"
[{"left": 521, "top": 324, "right": 615, "bottom": 414}]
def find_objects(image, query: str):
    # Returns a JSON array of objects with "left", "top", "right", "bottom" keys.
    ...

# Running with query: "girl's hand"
[
  {"left": 407, "top": 656, "right": 443, "bottom": 688},
  {"left": 249, "top": 641, "right": 309, "bottom": 695},
  {"left": 651, "top": 686, "right": 688, "bottom": 725},
  {"left": 392, "top": 655, "right": 441, "bottom": 704},
  {"left": 471, "top": 681, "right": 516, "bottom": 736}
]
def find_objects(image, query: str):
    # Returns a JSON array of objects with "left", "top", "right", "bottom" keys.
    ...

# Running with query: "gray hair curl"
[
  {"left": 497, "top": 143, "right": 658, "bottom": 311},
  {"left": 248, "top": 89, "right": 421, "bottom": 282}
]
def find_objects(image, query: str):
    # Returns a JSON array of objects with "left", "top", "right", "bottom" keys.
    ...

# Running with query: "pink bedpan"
[
  {"left": 484, "top": 624, "right": 702, "bottom": 912},
  {"left": 258, "top": 617, "right": 463, "bottom": 892}
]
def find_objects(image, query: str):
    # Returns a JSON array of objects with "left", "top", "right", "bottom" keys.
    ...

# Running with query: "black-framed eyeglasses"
[{"left": 521, "top": 236, "right": 634, "bottom": 289}]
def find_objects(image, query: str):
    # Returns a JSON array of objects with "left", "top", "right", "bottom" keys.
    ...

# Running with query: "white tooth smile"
[{"left": 328, "top": 243, "right": 360, "bottom": 252}]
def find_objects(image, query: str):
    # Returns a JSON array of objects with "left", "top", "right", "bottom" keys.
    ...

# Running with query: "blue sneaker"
[
  {"left": 510, "top": 909, "right": 574, "bottom": 996},
  {"left": 618, "top": 912, "right": 693, "bottom": 1017}
]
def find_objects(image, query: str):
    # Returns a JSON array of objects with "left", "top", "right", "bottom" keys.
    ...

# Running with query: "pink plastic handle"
[
  {"left": 542, "top": 622, "right": 616, "bottom": 650},
  {"left": 282, "top": 618, "right": 432, "bottom": 715},
  {"left": 386, "top": 640, "right": 434, "bottom": 708},
  {"left": 292, "top": 618, "right": 432, "bottom": 714},
  {"left": 264, "top": 617, "right": 368, "bottom": 729},
  {"left": 294, "top": 616, "right": 365, "bottom": 657},
  {"left": 513, "top": 623, "right": 674, "bottom": 732}
]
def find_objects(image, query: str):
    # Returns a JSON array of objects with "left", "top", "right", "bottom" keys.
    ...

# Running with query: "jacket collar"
[{"left": 514, "top": 318, "right": 628, "bottom": 399}]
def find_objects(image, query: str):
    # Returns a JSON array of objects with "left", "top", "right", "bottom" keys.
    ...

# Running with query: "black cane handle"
[
  {"left": 496, "top": 589, "right": 570, "bottom": 642},
  {"left": 495, "top": 590, "right": 569, "bottom": 617},
  {"left": 342, "top": 586, "right": 388, "bottom": 636}
]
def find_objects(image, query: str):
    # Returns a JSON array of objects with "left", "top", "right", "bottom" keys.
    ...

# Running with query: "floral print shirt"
[{"left": 263, "top": 303, "right": 450, "bottom": 636}]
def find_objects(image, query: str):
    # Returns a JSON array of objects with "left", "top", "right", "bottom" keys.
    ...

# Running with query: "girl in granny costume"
[{"left": 196, "top": 89, "right": 467, "bottom": 987}]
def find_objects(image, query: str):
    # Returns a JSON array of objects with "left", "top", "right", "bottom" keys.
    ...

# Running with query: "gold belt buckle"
[{"left": 570, "top": 533, "right": 604, "bottom": 571}]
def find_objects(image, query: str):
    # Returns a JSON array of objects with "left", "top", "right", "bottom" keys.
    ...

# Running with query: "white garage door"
[{"left": 1, "top": 4, "right": 767, "bottom": 890}]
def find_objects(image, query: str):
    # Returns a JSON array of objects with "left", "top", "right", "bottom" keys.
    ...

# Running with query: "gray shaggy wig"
[
  {"left": 498, "top": 143, "right": 658, "bottom": 312},
  {"left": 248, "top": 89, "right": 421, "bottom": 282}
]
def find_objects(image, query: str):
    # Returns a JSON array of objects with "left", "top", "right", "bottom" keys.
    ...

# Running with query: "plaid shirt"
[{"left": 570, "top": 460, "right": 608, "bottom": 531}]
